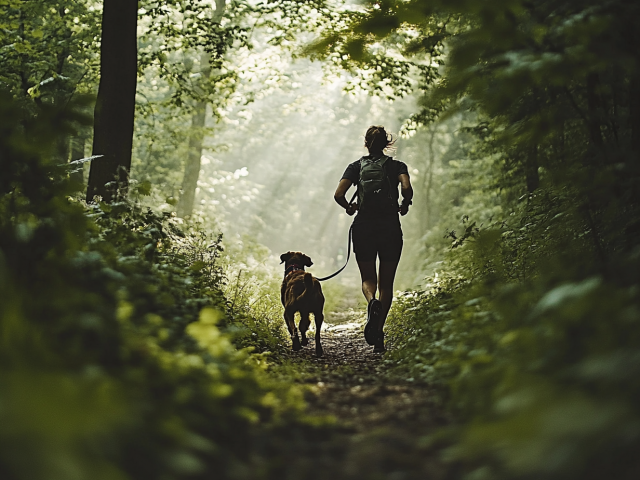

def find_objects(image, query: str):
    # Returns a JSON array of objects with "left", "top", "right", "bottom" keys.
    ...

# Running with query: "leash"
[
  {"left": 316, "top": 190, "right": 358, "bottom": 282},
  {"left": 316, "top": 225, "right": 352, "bottom": 282}
]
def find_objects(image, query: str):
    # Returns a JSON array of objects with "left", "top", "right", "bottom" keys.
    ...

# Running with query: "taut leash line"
[
  {"left": 316, "top": 225, "right": 352, "bottom": 282},
  {"left": 316, "top": 190, "right": 358, "bottom": 282}
]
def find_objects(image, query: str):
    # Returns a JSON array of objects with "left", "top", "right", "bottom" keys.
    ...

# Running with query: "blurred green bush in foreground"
[
  {"left": 387, "top": 203, "right": 640, "bottom": 480},
  {"left": 0, "top": 93, "right": 302, "bottom": 480}
]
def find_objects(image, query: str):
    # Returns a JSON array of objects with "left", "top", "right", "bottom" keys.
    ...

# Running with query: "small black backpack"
[{"left": 357, "top": 155, "right": 395, "bottom": 211}]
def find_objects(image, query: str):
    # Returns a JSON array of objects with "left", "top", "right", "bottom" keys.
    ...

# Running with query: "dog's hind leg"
[
  {"left": 284, "top": 307, "right": 301, "bottom": 351},
  {"left": 313, "top": 303, "right": 324, "bottom": 357},
  {"left": 283, "top": 311, "right": 294, "bottom": 336},
  {"left": 299, "top": 312, "right": 310, "bottom": 347}
]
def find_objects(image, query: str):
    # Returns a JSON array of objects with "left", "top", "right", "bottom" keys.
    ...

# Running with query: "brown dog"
[{"left": 280, "top": 251, "right": 325, "bottom": 357}]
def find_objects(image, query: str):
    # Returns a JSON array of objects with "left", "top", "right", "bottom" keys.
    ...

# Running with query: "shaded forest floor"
[{"left": 261, "top": 309, "right": 458, "bottom": 480}]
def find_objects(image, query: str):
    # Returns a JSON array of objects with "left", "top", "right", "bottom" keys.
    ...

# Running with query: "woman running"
[{"left": 333, "top": 126, "right": 413, "bottom": 352}]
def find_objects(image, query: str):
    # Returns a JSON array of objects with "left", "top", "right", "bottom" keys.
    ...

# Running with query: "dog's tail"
[{"left": 295, "top": 273, "right": 314, "bottom": 304}]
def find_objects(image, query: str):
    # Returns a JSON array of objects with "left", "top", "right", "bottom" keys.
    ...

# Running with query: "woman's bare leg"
[
  {"left": 378, "top": 260, "right": 400, "bottom": 335},
  {"left": 356, "top": 259, "right": 377, "bottom": 303}
]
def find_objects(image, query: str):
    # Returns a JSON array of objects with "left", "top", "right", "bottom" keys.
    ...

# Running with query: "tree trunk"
[
  {"left": 86, "top": 0, "right": 138, "bottom": 203},
  {"left": 422, "top": 126, "right": 437, "bottom": 232},
  {"left": 177, "top": 97, "right": 208, "bottom": 217},
  {"left": 56, "top": 136, "right": 69, "bottom": 164},
  {"left": 176, "top": 0, "right": 226, "bottom": 218}
]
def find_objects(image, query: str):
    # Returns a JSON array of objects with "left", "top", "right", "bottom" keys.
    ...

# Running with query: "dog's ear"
[
  {"left": 280, "top": 252, "right": 292, "bottom": 264},
  {"left": 303, "top": 255, "right": 313, "bottom": 267}
]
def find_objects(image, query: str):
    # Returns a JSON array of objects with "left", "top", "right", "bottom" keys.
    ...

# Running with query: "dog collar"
[{"left": 285, "top": 264, "right": 304, "bottom": 276}]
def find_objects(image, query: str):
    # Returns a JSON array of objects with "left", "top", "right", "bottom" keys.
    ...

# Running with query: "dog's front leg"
[
  {"left": 314, "top": 309, "right": 324, "bottom": 357},
  {"left": 284, "top": 308, "right": 301, "bottom": 351}
]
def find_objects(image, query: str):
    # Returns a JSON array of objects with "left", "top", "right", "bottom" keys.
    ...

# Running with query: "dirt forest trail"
[{"left": 269, "top": 309, "right": 457, "bottom": 480}]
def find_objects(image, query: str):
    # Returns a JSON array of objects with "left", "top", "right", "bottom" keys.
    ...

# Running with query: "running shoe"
[{"left": 364, "top": 298, "right": 382, "bottom": 345}]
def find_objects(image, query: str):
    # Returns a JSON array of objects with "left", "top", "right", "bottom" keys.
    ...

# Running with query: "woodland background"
[{"left": 1, "top": 0, "right": 639, "bottom": 479}]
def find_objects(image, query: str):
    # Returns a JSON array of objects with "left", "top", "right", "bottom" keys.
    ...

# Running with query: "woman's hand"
[
  {"left": 399, "top": 174, "right": 413, "bottom": 216},
  {"left": 346, "top": 203, "right": 358, "bottom": 216}
]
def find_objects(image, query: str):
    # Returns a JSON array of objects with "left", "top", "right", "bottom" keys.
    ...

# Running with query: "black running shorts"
[{"left": 352, "top": 217, "right": 403, "bottom": 263}]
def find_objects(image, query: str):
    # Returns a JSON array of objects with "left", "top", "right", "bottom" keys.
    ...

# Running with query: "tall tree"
[
  {"left": 177, "top": 0, "right": 226, "bottom": 218},
  {"left": 86, "top": 0, "right": 138, "bottom": 202},
  {"left": 176, "top": 52, "right": 212, "bottom": 218}
]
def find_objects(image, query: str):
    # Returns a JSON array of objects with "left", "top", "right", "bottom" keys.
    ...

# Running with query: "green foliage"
[
  {"left": 6, "top": 0, "right": 640, "bottom": 478},
  {"left": 85, "top": 199, "right": 228, "bottom": 351},
  {"left": 0, "top": 0, "right": 101, "bottom": 109},
  {"left": 341, "top": 0, "right": 640, "bottom": 477},
  {"left": 220, "top": 235, "right": 289, "bottom": 353},
  {"left": 0, "top": 95, "right": 306, "bottom": 480},
  {"left": 304, "top": 1, "right": 439, "bottom": 100},
  {"left": 138, "top": 0, "right": 248, "bottom": 109},
  {"left": 131, "top": 0, "right": 348, "bottom": 211},
  {"left": 387, "top": 247, "right": 640, "bottom": 479}
]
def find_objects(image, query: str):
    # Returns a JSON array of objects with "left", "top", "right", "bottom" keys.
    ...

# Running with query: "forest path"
[{"left": 271, "top": 310, "right": 455, "bottom": 480}]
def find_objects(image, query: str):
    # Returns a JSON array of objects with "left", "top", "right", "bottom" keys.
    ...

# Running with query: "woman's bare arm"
[
  {"left": 334, "top": 178, "right": 357, "bottom": 215},
  {"left": 399, "top": 173, "right": 413, "bottom": 215}
]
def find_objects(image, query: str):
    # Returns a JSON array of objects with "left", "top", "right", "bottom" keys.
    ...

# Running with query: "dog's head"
[{"left": 280, "top": 251, "right": 313, "bottom": 269}]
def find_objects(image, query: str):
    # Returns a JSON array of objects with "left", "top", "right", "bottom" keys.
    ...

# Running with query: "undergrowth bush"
[
  {"left": 386, "top": 193, "right": 640, "bottom": 479},
  {"left": 0, "top": 94, "right": 306, "bottom": 480},
  {"left": 220, "top": 235, "right": 289, "bottom": 355}
]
